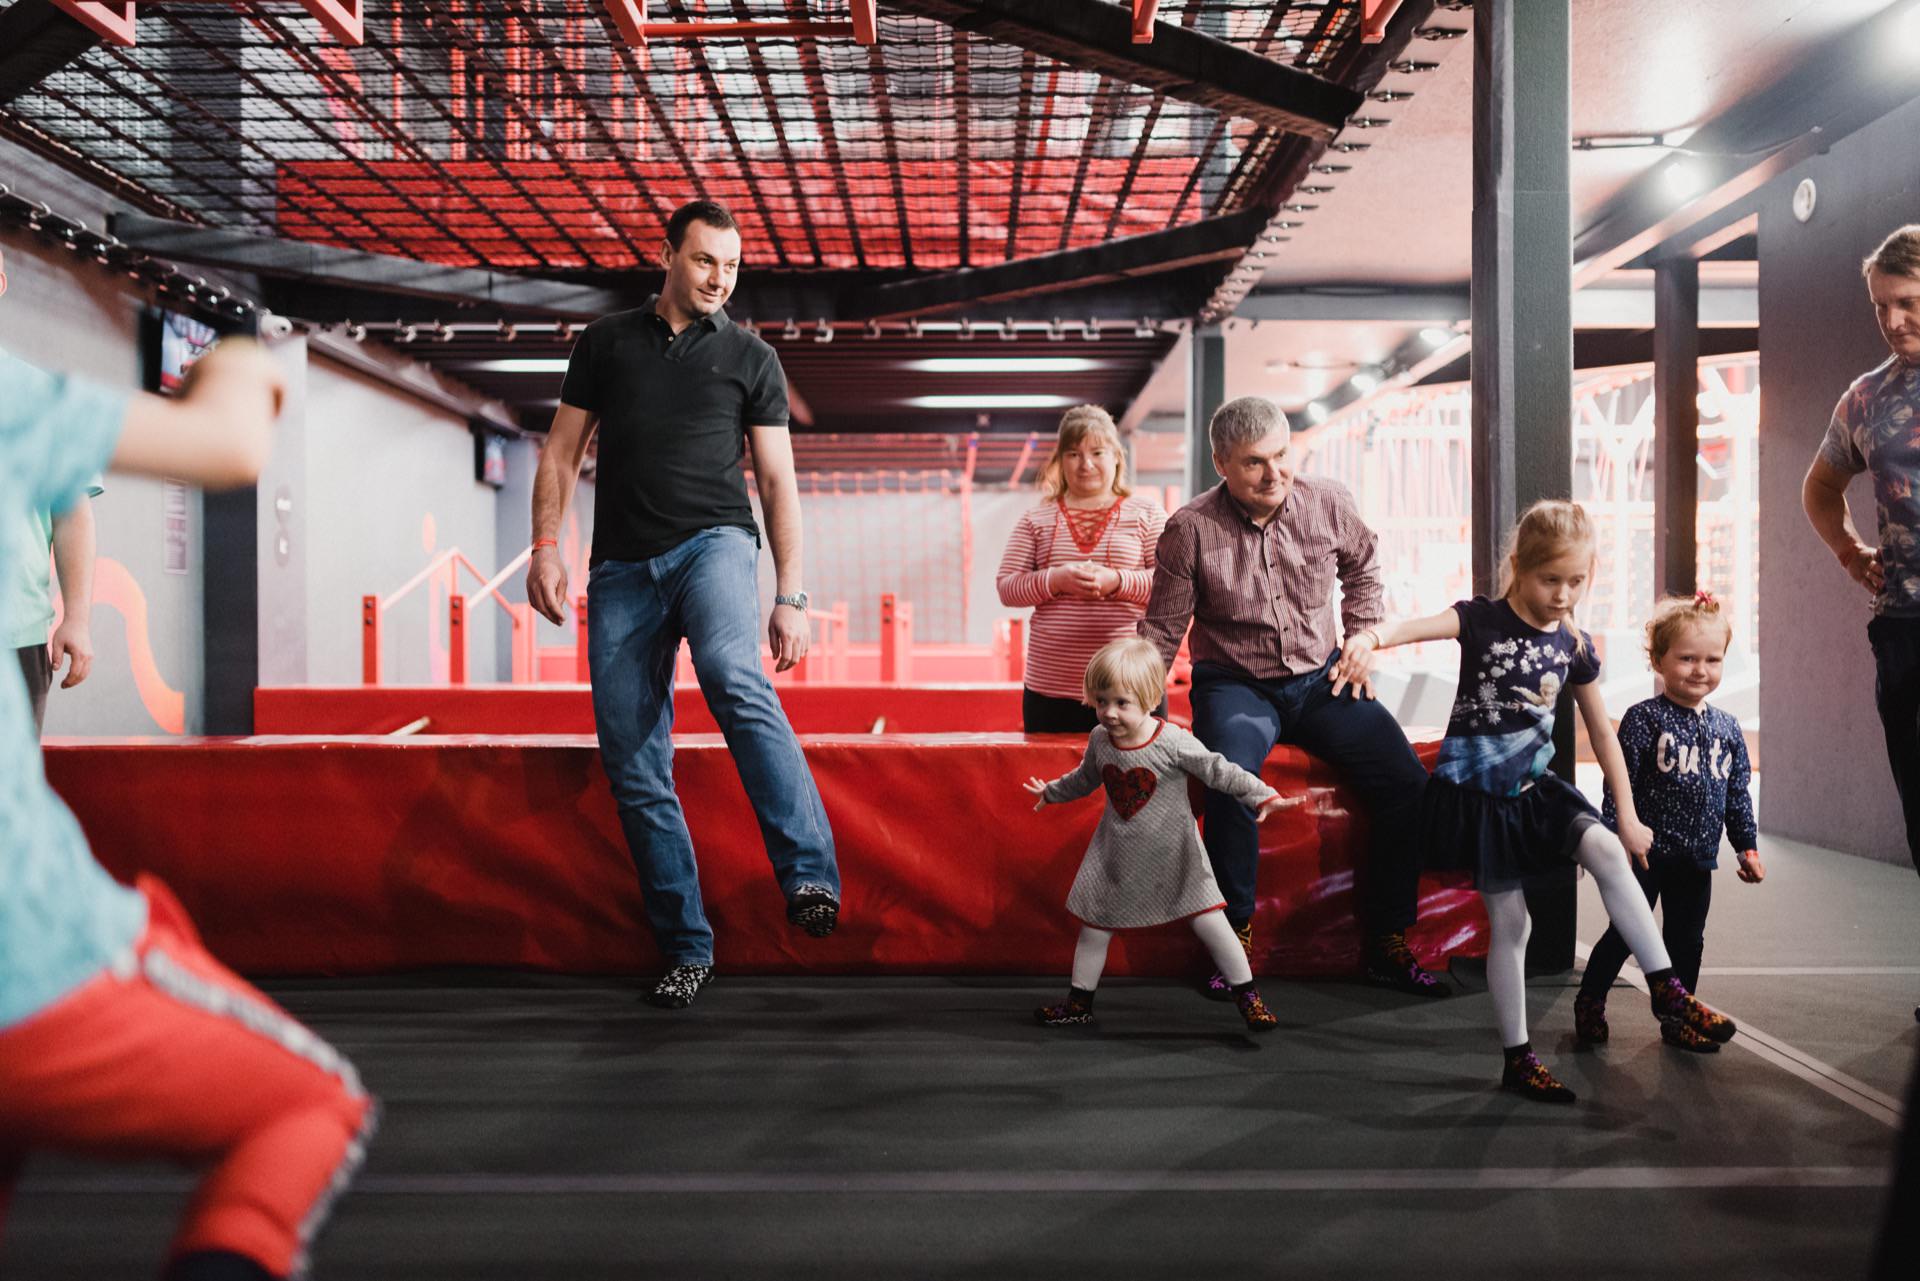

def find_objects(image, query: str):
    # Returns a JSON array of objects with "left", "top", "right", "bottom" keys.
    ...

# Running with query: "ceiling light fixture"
[
  {"left": 454, "top": 357, "right": 572, "bottom": 374},
  {"left": 909, "top": 394, "right": 1076, "bottom": 410},
  {"left": 910, "top": 357, "right": 1103, "bottom": 374},
  {"left": 1663, "top": 160, "right": 1703, "bottom": 198}
]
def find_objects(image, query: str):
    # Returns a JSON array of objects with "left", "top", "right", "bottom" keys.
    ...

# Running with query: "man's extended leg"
[
  {"left": 588, "top": 557, "right": 715, "bottom": 977},
  {"left": 674, "top": 528, "right": 839, "bottom": 932}
]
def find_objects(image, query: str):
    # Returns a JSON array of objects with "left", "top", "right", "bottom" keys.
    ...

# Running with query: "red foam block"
[{"left": 44, "top": 734, "right": 1478, "bottom": 979}]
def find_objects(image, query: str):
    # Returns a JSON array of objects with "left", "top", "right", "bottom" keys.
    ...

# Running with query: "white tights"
[
  {"left": 1481, "top": 823, "right": 1673, "bottom": 1047},
  {"left": 1070, "top": 910, "right": 1252, "bottom": 991}
]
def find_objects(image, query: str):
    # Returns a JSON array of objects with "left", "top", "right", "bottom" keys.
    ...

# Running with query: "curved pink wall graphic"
[{"left": 54, "top": 556, "right": 186, "bottom": 734}]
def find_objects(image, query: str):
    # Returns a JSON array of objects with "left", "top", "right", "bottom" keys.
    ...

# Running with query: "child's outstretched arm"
[
  {"left": 1026, "top": 736, "right": 1102, "bottom": 811},
  {"left": 1574, "top": 681, "right": 1654, "bottom": 866},
  {"left": 1330, "top": 608, "right": 1462, "bottom": 699},
  {"left": 111, "top": 341, "right": 283, "bottom": 487},
  {"left": 1726, "top": 728, "right": 1764, "bottom": 883}
]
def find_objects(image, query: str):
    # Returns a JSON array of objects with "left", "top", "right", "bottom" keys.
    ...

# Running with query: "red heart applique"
[{"left": 1101, "top": 764, "right": 1157, "bottom": 820}]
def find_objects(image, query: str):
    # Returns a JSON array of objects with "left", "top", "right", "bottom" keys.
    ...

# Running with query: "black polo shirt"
[{"left": 559, "top": 296, "right": 789, "bottom": 564}]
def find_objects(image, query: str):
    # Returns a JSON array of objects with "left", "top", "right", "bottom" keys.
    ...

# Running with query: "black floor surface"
[{"left": 5, "top": 832, "right": 1915, "bottom": 1279}]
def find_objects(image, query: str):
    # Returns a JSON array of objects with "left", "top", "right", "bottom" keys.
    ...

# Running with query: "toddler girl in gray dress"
[{"left": 1025, "top": 638, "right": 1300, "bottom": 1030}]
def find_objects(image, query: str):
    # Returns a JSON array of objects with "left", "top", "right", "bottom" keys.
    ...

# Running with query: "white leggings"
[
  {"left": 1071, "top": 910, "right": 1251, "bottom": 991},
  {"left": 1481, "top": 823, "right": 1673, "bottom": 1047}
]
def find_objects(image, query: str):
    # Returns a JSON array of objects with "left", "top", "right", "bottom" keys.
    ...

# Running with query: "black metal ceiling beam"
[
  {"left": 839, "top": 210, "right": 1266, "bottom": 320},
  {"left": 0, "top": 1, "right": 101, "bottom": 106},
  {"left": 1573, "top": 0, "right": 1920, "bottom": 285},
  {"left": 880, "top": 0, "right": 1361, "bottom": 140},
  {"left": 1237, "top": 285, "right": 1469, "bottom": 324},
  {"left": 108, "top": 213, "right": 636, "bottom": 318}
]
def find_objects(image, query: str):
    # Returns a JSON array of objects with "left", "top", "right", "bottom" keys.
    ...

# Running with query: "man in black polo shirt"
[{"left": 527, "top": 200, "right": 839, "bottom": 1010}]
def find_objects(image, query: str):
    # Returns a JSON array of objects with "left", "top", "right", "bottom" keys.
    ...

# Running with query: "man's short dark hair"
[
  {"left": 667, "top": 200, "right": 739, "bottom": 250},
  {"left": 1863, "top": 224, "right": 1920, "bottom": 280}
]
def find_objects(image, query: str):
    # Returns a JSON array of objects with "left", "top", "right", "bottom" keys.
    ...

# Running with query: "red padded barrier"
[{"left": 44, "top": 735, "right": 1479, "bottom": 979}]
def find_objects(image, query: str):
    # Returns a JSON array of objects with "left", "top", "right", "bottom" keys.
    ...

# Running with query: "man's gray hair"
[{"left": 1208, "top": 396, "right": 1289, "bottom": 459}]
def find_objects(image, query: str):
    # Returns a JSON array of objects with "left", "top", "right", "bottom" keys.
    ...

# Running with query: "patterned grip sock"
[
  {"left": 1036, "top": 986, "right": 1096, "bottom": 1027},
  {"left": 1230, "top": 979, "right": 1278, "bottom": 1031},
  {"left": 1573, "top": 993, "right": 1610, "bottom": 1045},
  {"left": 1647, "top": 972, "right": 1736, "bottom": 1043},
  {"left": 1501, "top": 1041, "right": 1577, "bottom": 1104}
]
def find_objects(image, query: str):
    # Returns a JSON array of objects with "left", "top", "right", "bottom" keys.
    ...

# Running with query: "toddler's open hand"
[
  {"left": 1736, "top": 849, "right": 1765, "bottom": 883},
  {"left": 1024, "top": 776, "right": 1049, "bottom": 811},
  {"left": 1254, "top": 793, "right": 1305, "bottom": 822}
]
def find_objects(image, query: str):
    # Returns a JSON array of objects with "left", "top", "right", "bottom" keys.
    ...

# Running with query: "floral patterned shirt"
[
  {"left": 1434, "top": 596, "right": 1601, "bottom": 797},
  {"left": 1817, "top": 355, "right": 1920, "bottom": 616}
]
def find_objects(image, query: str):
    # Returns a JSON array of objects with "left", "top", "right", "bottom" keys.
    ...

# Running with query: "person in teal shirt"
[
  {"left": 0, "top": 244, "right": 372, "bottom": 1281},
  {"left": 7, "top": 484, "right": 100, "bottom": 735}
]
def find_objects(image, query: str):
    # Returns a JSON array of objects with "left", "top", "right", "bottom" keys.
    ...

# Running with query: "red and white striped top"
[{"left": 996, "top": 494, "right": 1169, "bottom": 700}]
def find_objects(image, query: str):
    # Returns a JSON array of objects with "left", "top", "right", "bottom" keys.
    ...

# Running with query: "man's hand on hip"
[
  {"left": 769, "top": 602, "right": 811, "bottom": 671},
  {"left": 527, "top": 547, "right": 569, "bottom": 625},
  {"left": 1842, "top": 542, "right": 1886, "bottom": 595}
]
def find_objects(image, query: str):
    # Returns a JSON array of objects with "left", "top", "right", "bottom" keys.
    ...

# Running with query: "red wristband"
[{"left": 532, "top": 538, "right": 557, "bottom": 551}]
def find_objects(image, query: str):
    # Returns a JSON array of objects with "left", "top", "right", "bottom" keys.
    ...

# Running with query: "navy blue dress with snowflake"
[{"left": 1422, "top": 596, "right": 1606, "bottom": 885}]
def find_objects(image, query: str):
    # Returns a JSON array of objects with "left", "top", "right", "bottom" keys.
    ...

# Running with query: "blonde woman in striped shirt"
[{"left": 997, "top": 405, "right": 1168, "bottom": 733}]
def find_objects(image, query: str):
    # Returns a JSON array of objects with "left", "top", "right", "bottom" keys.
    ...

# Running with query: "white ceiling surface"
[
  {"left": 1257, "top": 0, "right": 1893, "bottom": 289},
  {"left": 1140, "top": 0, "right": 1898, "bottom": 419}
]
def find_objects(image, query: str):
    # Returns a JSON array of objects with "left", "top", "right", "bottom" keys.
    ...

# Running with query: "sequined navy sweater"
[{"left": 1601, "top": 696, "right": 1757, "bottom": 870}]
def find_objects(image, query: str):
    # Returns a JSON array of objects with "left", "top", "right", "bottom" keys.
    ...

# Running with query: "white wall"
[
  {"left": 1, "top": 145, "right": 206, "bottom": 735},
  {"left": 299, "top": 356, "right": 503, "bottom": 686}
]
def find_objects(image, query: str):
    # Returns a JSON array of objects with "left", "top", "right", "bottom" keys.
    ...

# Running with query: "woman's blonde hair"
[
  {"left": 1645, "top": 590, "right": 1733, "bottom": 664},
  {"left": 1040, "top": 404, "right": 1132, "bottom": 501},
  {"left": 1082, "top": 637, "right": 1165, "bottom": 710},
  {"left": 1499, "top": 499, "right": 1598, "bottom": 657}
]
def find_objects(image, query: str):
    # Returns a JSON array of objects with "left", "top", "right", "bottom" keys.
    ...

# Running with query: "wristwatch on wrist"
[{"left": 775, "top": 591, "right": 810, "bottom": 611}]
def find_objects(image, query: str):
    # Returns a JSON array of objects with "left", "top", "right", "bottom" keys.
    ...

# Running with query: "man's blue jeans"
[
  {"left": 588, "top": 527, "right": 838, "bottom": 965},
  {"left": 1189, "top": 657, "right": 1427, "bottom": 939}
]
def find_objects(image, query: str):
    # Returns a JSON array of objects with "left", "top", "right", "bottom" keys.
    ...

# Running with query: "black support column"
[
  {"left": 1654, "top": 256, "right": 1701, "bottom": 598},
  {"left": 1471, "top": 0, "right": 1576, "bottom": 971},
  {"left": 1187, "top": 324, "right": 1226, "bottom": 496}
]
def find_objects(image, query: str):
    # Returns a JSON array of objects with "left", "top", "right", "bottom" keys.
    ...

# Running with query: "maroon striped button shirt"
[{"left": 1139, "top": 477, "right": 1384, "bottom": 680}]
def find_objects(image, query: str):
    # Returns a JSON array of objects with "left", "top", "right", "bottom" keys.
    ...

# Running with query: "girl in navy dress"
[{"left": 1334, "top": 500, "right": 1736, "bottom": 1102}]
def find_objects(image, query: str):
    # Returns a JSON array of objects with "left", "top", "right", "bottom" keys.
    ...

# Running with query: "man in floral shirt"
[{"left": 1803, "top": 223, "right": 1920, "bottom": 1020}]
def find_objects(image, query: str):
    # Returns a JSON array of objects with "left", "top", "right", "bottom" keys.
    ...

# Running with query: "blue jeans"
[
  {"left": 1188, "top": 658, "right": 1427, "bottom": 938},
  {"left": 588, "top": 527, "right": 838, "bottom": 965}
]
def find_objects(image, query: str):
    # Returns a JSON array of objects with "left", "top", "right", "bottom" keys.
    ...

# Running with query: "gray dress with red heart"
[{"left": 1042, "top": 720, "right": 1279, "bottom": 929}]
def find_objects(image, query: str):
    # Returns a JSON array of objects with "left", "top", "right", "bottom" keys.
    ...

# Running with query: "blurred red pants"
[{"left": 0, "top": 878, "right": 373, "bottom": 1278}]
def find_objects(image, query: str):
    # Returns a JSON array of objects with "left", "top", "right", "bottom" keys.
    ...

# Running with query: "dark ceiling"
[{"left": 0, "top": 0, "right": 1440, "bottom": 430}]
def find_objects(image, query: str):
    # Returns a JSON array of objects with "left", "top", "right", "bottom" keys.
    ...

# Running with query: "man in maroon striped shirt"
[{"left": 1140, "top": 396, "right": 1445, "bottom": 998}]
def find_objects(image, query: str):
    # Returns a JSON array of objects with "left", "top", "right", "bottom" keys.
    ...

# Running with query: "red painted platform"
[
  {"left": 44, "top": 734, "right": 1479, "bottom": 980},
  {"left": 254, "top": 684, "right": 1200, "bottom": 736}
]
